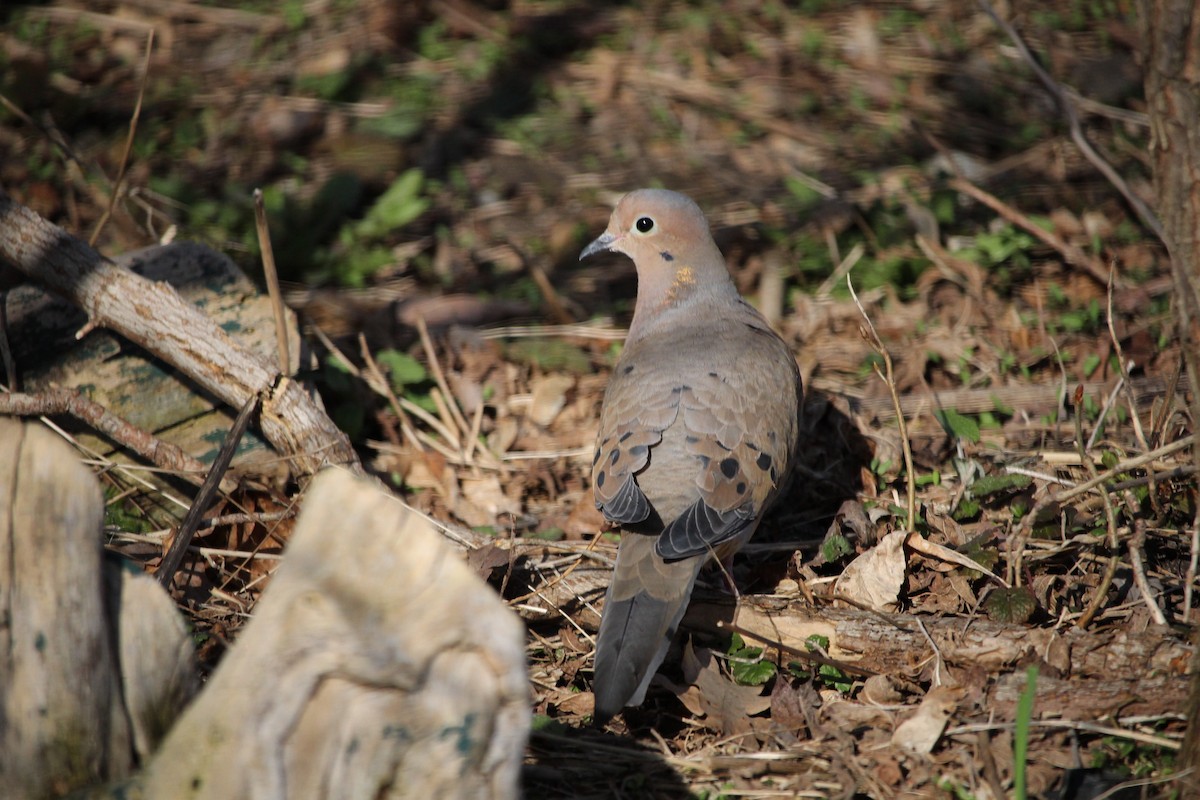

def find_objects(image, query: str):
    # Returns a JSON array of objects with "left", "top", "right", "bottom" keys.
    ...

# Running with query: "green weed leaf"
[
  {"left": 934, "top": 409, "right": 980, "bottom": 443},
  {"left": 984, "top": 587, "right": 1037, "bottom": 624},
  {"left": 375, "top": 349, "right": 428, "bottom": 390},
  {"left": 970, "top": 473, "right": 1033, "bottom": 498}
]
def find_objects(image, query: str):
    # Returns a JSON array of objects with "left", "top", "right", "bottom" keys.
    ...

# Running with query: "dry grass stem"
[
  {"left": 253, "top": 188, "right": 290, "bottom": 376},
  {"left": 1072, "top": 385, "right": 1120, "bottom": 629},
  {"left": 416, "top": 316, "right": 472, "bottom": 442},
  {"left": 847, "top": 274, "right": 917, "bottom": 531},
  {"left": 90, "top": 28, "right": 153, "bottom": 247}
]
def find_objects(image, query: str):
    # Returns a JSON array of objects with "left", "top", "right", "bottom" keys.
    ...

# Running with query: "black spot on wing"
[
  {"left": 756, "top": 452, "right": 772, "bottom": 471},
  {"left": 599, "top": 473, "right": 652, "bottom": 524},
  {"left": 719, "top": 457, "right": 739, "bottom": 479}
]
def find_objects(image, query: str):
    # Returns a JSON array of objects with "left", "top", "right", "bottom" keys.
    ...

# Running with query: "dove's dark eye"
[{"left": 635, "top": 216, "right": 655, "bottom": 233}]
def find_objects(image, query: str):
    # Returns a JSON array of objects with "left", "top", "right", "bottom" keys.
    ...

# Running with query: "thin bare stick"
[
  {"left": 399, "top": 396, "right": 461, "bottom": 452},
  {"left": 253, "top": 188, "right": 290, "bottom": 375},
  {"left": 429, "top": 387, "right": 462, "bottom": 450},
  {"left": 83, "top": 0, "right": 284, "bottom": 31},
  {"left": 1051, "top": 435, "right": 1194, "bottom": 505},
  {"left": 847, "top": 275, "right": 916, "bottom": 530},
  {"left": 416, "top": 316, "right": 471, "bottom": 442},
  {"left": 412, "top": 428, "right": 466, "bottom": 462},
  {"left": 946, "top": 720, "right": 1181, "bottom": 751},
  {"left": 1187, "top": 522, "right": 1200, "bottom": 624},
  {"left": 0, "top": 387, "right": 235, "bottom": 492},
  {"left": 1106, "top": 263, "right": 1152, "bottom": 453},
  {"left": 356, "top": 333, "right": 424, "bottom": 453},
  {"left": 158, "top": 392, "right": 260, "bottom": 589},
  {"left": 1104, "top": 271, "right": 1164, "bottom": 583},
  {"left": 913, "top": 617, "right": 946, "bottom": 687},
  {"left": 949, "top": 177, "right": 1113, "bottom": 286},
  {"left": 0, "top": 303, "right": 16, "bottom": 389},
  {"left": 815, "top": 242, "right": 865, "bottom": 301},
  {"left": 90, "top": 28, "right": 154, "bottom": 246},
  {"left": 977, "top": 0, "right": 1165, "bottom": 244},
  {"left": 193, "top": 510, "right": 295, "bottom": 530},
  {"left": 1107, "top": 464, "right": 1196, "bottom": 493},
  {"left": 477, "top": 323, "right": 624, "bottom": 341},
  {"left": 463, "top": 395, "right": 486, "bottom": 465},
  {"left": 1086, "top": 375, "right": 1126, "bottom": 451},
  {"left": 1128, "top": 516, "right": 1168, "bottom": 626},
  {"left": 1073, "top": 384, "right": 1120, "bottom": 630}
]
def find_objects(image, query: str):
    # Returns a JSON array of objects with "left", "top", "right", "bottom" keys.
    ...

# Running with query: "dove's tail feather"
[{"left": 592, "top": 535, "right": 704, "bottom": 724}]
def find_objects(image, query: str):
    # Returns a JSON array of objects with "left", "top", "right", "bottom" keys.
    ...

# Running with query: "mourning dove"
[{"left": 580, "top": 189, "right": 802, "bottom": 723}]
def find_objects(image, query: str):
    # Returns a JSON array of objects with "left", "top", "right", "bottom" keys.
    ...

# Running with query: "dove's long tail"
[{"left": 592, "top": 533, "right": 704, "bottom": 724}]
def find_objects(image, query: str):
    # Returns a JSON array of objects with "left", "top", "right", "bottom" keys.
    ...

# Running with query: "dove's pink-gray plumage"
[{"left": 580, "top": 189, "right": 802, "bottom": 723}]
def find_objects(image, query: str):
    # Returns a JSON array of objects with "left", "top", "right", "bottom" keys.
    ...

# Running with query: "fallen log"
[{"left": 0, "top": 192, "right": 357, "bottom": 478}]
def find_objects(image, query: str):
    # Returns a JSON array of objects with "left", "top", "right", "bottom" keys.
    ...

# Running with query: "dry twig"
[{"left": 847, "top": 275, "right": 916, "bottom": 531}]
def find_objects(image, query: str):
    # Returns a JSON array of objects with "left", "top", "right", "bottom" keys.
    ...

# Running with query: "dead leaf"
[
  {"left": 563, "top": 495, "right": 606, "bottom": 536},
  {"left": 455, "top": 474, "right": 521, "bottom": 527},
  {"left": 676, "top": 641, "right": 771, "bottom": 736},
  {"left": 488, "top": 415, "right": 520, "bottom": 454},
  {"left": 464, "top": 542, "right": 510, "bottom": 579},
  {"left": 554, "top": 691, "right": 594, "bottom": 717},
  {"left": 403, "top": 449, "right": 455, "bottom": 497},
  {"left": 559, "top": 625, "right": 592, "bottom": 654},
  {"left": 860, "top": 674, "right": 901, "bottom": 706},
  {"left": 825, "top": 498, "right": 878, "bottom": 551},
  {"left": 528, "top": 374, "right": 575, "bottom": 427},
  {"left": 770, "top": 677, "right": 819, "bottom": 735},
  {"left": 834, "top": 529, "right": 906, "bottom": 611},
  {"left": 822, "top": 697, "right": 893, "bottom": 731},
  {"left": 904, "top": 530, "right": 1007, "bottom": 586},
  {"left": 890, "top": 685, "right": 964, "bottom": 754}
]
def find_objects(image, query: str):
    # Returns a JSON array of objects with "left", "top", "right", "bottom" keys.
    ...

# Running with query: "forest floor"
[{"left": 1, "top": 0, "right": 1192, "bottom": 797}]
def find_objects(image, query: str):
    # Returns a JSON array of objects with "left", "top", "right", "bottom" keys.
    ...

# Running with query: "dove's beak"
[{"left": 580, "top": 231, "right": 619, "bottom": 261}]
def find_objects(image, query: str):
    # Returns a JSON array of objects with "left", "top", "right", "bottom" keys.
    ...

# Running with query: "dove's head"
[{"left": 580, "top": 189, "right": 734, "bottom": 336}]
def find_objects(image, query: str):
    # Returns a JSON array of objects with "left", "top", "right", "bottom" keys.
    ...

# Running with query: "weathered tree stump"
[
  {"left": 129, "top": 467, "right": 530, "bottom": 800},
  {"left": 1, "top": 422, "right": 529, "bottom": 798},
  {"left": 0, "top": 417, "right": 195, "bottom": 798}
]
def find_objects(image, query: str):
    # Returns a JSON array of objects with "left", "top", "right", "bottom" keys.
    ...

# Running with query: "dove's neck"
[{"left": 627, "top": 255, "right": 741, "bottom": 344}]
